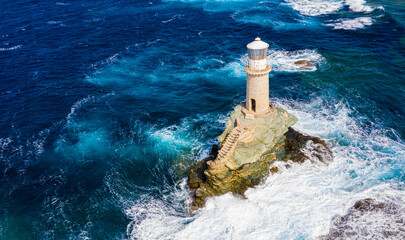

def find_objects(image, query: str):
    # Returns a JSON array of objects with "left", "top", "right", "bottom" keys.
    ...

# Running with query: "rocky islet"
[{"left": 188, "top": 104, "right": 333, "bottom": 210}]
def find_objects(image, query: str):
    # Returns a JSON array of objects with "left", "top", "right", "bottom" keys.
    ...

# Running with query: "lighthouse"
[{"left": 242, "top": 37, "right": 273, "bottom": 120}]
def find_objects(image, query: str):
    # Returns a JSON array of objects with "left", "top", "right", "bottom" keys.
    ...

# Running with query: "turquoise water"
[{"left": 0, "top": 0, "right": 404, "bottom": 239}]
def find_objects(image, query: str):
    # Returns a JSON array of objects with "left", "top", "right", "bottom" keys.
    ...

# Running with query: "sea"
[{"left": 0, "top": 0, "right": 404, "bottom": 239}]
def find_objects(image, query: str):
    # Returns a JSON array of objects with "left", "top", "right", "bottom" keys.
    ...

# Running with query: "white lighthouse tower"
[{"left": 242, "top": 37, "right": 273, "bottom": 120}]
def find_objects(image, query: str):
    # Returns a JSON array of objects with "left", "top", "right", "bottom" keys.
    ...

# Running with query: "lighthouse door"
[{"left": 251, "top": 99, "right": 256, "bottom": 112}]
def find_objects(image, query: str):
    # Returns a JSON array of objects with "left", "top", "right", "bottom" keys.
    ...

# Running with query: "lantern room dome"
[{"left": 246, "top": 37, "right": 269, "bottom": 50}]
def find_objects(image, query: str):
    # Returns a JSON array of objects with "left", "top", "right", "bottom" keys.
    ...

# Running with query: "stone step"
[{"left": 214, "top": 126, "right": 249, "bottom": 163}]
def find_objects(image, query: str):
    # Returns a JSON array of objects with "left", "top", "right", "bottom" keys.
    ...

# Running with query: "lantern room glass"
[{"left": 248, "top": 48, "right": 267, "bottom": 60}]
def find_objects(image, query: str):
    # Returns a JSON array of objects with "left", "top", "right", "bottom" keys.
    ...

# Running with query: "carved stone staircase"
[
  {"left": 207, "top": 119, "right": 251, "bottom": 171},
  {"left": 217, "top": 127, "right": 243, "bottom": 161}
]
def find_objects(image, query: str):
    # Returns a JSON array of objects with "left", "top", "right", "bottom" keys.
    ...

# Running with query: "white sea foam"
[
  {"left": 162, "top": 15, "right": 183, "bottom": 23},
  {"left": 0, "top": 45, "right": 22, "bottom": 51},
  {"left": 89, "top": 52, "right": 120, "bottom": 70},
  {"left": 0, "top": 130, "right": 54, "bottom": 176},
  {"left": 30, "top": 130, "right": 49, "bottom": 156},
  {"left": 242, "top": 49, "right": 324, "bottom": 72},
  {"left": 325, "top": 17, "right": 373, "bottom": 30},
  {"left": 285, "top": 0, "right": 344, "bottom": 16},
  {"left": 0, "top": 137, "right": 12, "bottom": 160},
  {"left": 345, "top": 0, "right": 384, "bottom": 13},
  {"left": 285, "top": 0, "right": 383, "bottom": 16},
  {"left": 126, "top": 98, "right": 405, "bottom": 239},
  {"left": 268, "top": 49, "right": 325, "bottom": 72},
  {"left": 0, "top": 137, "right": 12, "bottom": 151},
  {"left": 66, "top": 95, "right": 95, "bottom": 123},
  {"left": 240, "top": 49, "right": 325, "bottom": 72},
  {"left": 324, "top": 188, "right": 405, "bottom": 239},
  {"left": 126, "top": 181, "right": 192, "bottom": 239}
]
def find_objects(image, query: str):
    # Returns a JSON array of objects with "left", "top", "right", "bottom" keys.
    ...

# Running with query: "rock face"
[
  {"left": 321, "top": 198, "right": 405, "bottom": 239},
  {"left": 294, "top": 60, "right": 315, "bottom": 70},
  {"left": 187, "top": 104, "right": 333, "bottom": 210}
]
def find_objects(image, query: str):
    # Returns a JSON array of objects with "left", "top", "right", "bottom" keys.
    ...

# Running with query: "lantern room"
[{"left": 247, "top": 37, "right": 269, "bottom": 71}]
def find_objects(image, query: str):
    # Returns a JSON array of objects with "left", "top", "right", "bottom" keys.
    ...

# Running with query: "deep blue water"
[{"left": 0, "top": 0, "right": 404, "bottom": 239}]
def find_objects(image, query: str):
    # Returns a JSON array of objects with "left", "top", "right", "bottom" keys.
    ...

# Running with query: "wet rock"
[
  {"left": 270, "top": 166, "right": 279, "bottom": 174},
  {"left": 321, "top": 198, "right": 405, "bottom": 239},
  {"left": 353, "top": 198, "right": 387, "bottom": 212},
  {"left": 283, "top": 127, "right": 333, "bottom": 163},
  {"left": 174, "top": 145, "right": 219, "bottom": 179},
  {"left": 294, "top": 59, "right": 315, "bottom": 69},
  {"left": 187, "top": 145, "right": 218, "bottom": 189}
]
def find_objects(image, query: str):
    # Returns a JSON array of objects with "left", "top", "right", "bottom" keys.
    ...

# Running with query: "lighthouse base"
[{"left": 242, "top": 102, "right": 276, "bottom": 120}]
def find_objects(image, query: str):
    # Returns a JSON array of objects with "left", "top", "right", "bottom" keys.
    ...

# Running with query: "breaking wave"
[
  {"left": 285, "top": 0, "right": 344, "bottom": 16},
  {"left": 239, "top": 49, "right": 325, "bottom": 73},
  {"left": 268, "top": 49, "right": 325, "bottom": 72},
  {"left": 325, "top": 17, "right": 373, "bottom": 30},
  {"left": 286, "top": 0, "right": 383, "bottom": 16},
  {"left": 345, "top": 0, "right": 384, "bottom": 13}
]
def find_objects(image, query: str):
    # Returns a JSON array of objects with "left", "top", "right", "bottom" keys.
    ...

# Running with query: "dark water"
[{"left": 0, "top": 0, "right": 404, "bottom": 239}]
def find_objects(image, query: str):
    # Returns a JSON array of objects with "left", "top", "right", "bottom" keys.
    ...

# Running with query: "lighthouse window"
[
  {"left": 251, "top": 99, "right": 256, "bottom": 112},
  {"left": 248, "top": 49, "right": 267, "bottom": 60}
]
